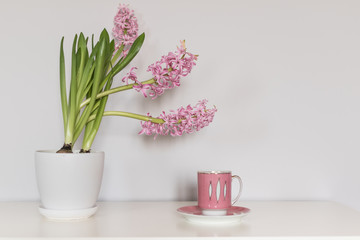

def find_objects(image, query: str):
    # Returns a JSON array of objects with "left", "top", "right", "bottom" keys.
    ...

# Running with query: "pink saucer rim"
[{"left": 177, "top": 205, "right": 250, "bottom": 217}]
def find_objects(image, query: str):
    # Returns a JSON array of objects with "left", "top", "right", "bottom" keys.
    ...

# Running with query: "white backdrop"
[{"left": 1, "top": 0, "right": 360, "bottom": 211}]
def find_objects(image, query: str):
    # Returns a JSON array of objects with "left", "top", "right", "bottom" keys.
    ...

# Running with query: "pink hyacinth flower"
[
  {"left": 122, "top": 67, "right": 138, "bottom": 85},
  {"left": 145, "top": 40, "right": 198, "bottom": 99},
  {"left": 112, "top": 4, "right": 139, "bottom": 50},
  {"left": 121, "top": 41, "right": 198, "bottom": 99},
  {"left": 139, "top": 99, "right": 217, "bottom": 138}
]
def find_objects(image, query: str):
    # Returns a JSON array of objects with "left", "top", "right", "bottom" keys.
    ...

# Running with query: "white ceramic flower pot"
[{"left": 35, "top": 150, "right": 104, "bottom": 220}]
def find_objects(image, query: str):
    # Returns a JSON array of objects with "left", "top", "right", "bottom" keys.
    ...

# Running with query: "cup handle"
[{"left": 231, "top": 175, "right": 243, "bottom": 205}]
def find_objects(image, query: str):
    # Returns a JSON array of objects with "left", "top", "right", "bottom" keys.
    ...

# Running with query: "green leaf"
[
  {"left": 76, "top": 43, "right": 98, "bottom": 106},
  {"left": 64, "top": 34, "right": 78, "bottom": 145},
  {"left": 76, "top": 33, "right": 88, "bottom": 89},
  {"left": 99, "top": 28, "right": 110, "bottom": 43},
  {"left": 109, "top": 32, "right": 145, "bottom": 77},
  {"left": 78, "top": 62, "right": 96, "bottom": 105},
  {"left": 59, "top": 37, "right": 67, "bottom": 134},
  {"left": 73, "top": 34, "right": 108, "bottom": 144},
  {"left": 109, "top": 40, "right": 115, "bottom": 56},
  {"left": 82, "top": 78, "right": 112, "bottom": 151}
]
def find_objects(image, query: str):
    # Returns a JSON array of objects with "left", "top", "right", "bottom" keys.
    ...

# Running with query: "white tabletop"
[{"left": 1, "top": 201, "right": 360, "bottom": 239}]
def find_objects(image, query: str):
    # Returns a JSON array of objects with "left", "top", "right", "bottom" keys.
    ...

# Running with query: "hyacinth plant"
[{"left": 57, "top": 4, "right": 217, "bottom": 153}]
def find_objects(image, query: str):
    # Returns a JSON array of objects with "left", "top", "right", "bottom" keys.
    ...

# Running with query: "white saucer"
[
  {"left": 177, "top": 205, "right": 250, "bottom": 224},
  {"left": 38, "top": 205, "right": 98, "bottom": 221}
]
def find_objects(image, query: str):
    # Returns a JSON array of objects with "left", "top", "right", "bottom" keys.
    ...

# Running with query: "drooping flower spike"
[
  {"left": 139, "top": 99, "right": 217, "bottom": 138},
  {"left": 122, "top": 40, "right": 198, "bottom": 99},
  {"left": 112, "top": 4, "right": 139, "bottom": 50}
]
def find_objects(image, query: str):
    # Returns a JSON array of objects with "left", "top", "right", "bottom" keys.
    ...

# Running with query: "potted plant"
[{"left": 35, "top": 4, "right": 217, "bottom": 220}]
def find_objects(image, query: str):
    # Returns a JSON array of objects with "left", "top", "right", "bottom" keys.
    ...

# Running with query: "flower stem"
[
  {"left": 79, "top": 78, "right": 156, "bottom": 109},
  {"left": 87, "top": 111, "right": 165, "bottom": 124},
  {"left": 110, "top": 44, "right": 124, "bottom": 67}
]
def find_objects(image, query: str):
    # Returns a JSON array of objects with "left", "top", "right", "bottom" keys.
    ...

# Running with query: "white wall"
[{"left": 1, "top": 0, "right": 360, "bottom": 211}]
